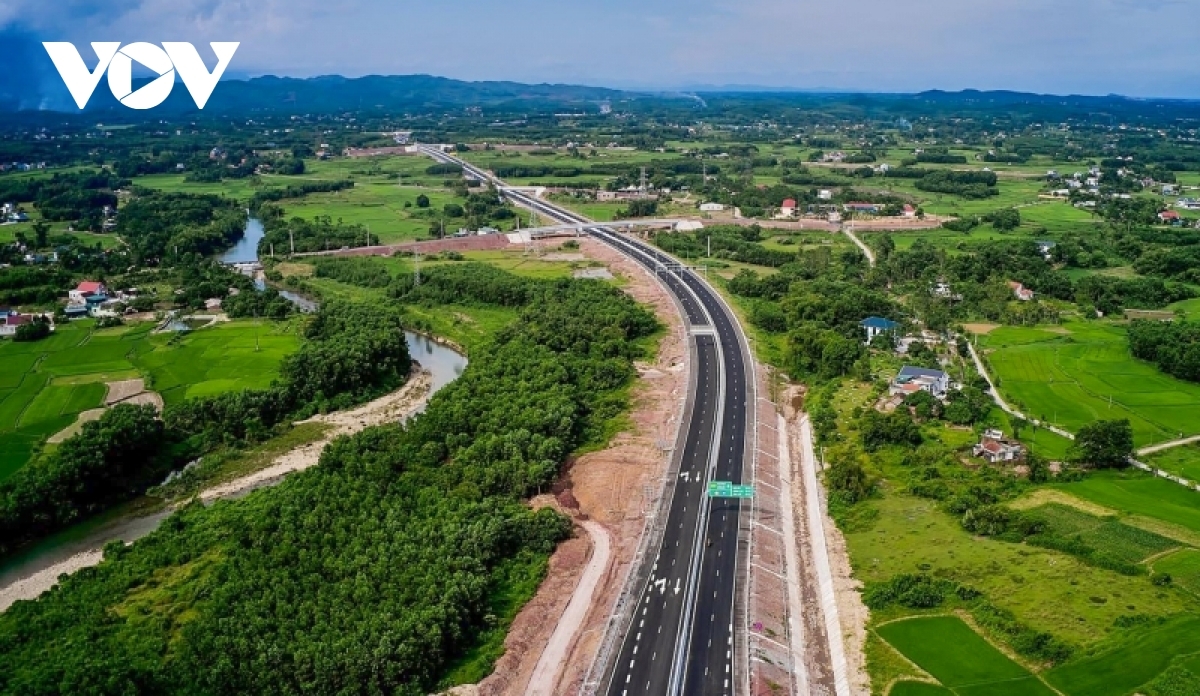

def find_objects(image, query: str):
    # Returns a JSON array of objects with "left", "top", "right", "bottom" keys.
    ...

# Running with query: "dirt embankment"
[
  {"left": 459, "top": 238, "right": 689, "bottom": 696},
  {"left": 198, "top": 368, "right": 432, "bottom": 501}
]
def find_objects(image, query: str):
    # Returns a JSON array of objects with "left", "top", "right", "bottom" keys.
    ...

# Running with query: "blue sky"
[{"left": 2, "top": 0, "right": 1199, "bottom": 99}]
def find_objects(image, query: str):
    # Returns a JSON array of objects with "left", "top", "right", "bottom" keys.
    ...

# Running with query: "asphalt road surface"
[{"left": 418, "top": 147, "right": 752, "bottom": 696}]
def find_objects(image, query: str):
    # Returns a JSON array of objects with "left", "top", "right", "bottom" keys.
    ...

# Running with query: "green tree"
[
  {"left": 416, "top": 194, "right": 430, "bottom": 208},
  {"left": 1070, "top": 419, "right": 1134, "bottom": 469},
  {"left": 32, "top": 220, "right": 50, "bottom": 248}
]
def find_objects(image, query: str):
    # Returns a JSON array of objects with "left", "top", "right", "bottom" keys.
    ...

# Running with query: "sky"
[{"left": 1, "top": 0, "right": 1199, "bottom": 102}]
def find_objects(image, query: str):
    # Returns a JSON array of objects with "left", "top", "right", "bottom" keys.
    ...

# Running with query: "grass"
[
  {"left": 890, "top": 682, "right": 955, "bottom": 696},
  {"left": 0, "top": 318, "right": 301, "bottom": 480},
  {"left": 137, "top": 320, "right": 301, "bottom": 405},
  {"left": 845, "top": 492, "right": 1191, "bottom": 649},
  {"left": 1054, "top": 470, "right": 1200, "bottom": 537},
  {"left": 1045, "top": 616, "right": 1200, "bottom": 696},
  {"left": 1145, "top": 444, "right": 1200, "bottom": 483},
  {"left": 876, "top": 616, "right": 1053, "bottom": 694},
  {"left": 1022, "top": 502, "right": 1179, "bottom": 564},
  {"left": 1152, "top": 549, "right": 1200, "bottom": 598},
  {"left": 980, "top": 321, "right": 1200, "bottom": 447}
]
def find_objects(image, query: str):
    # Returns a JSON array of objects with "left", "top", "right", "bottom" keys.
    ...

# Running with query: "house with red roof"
[
  {"left": 1159, "top": 210, "right": 1181, "bottom": 225},
  {"left": 69, "top": 281, "right": 109, "bottom": 303},
  {"left": 1008, "top": 281, "right": 1035, "bottom": 302},
  {"left": 776, "top": 198, "right": 798, "bottom": 219},
  {"left": 903, "top": 204, "right": 916, "bottom": 218}
]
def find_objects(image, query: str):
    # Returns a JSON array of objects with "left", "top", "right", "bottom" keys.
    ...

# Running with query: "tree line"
[{"left": 0, "top": 265, "right": 658, "bottom": 696}]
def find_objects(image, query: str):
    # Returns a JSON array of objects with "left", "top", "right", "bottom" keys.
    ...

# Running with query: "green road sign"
[{"left": 707, "top": 481, "right": 754, "bottom": 499}]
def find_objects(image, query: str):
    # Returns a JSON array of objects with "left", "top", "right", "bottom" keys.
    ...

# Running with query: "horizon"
[{"left": 3, "top": 0, "right": 1200, "bottom": 107}]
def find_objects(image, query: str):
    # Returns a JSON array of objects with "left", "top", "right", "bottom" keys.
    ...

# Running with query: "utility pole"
[
  {"left": 289, "top": 230, "right": 294, "bottom": 255},
  {"left": 640, "top": 166, "right": 647, "bottom": 193},
  {"left": 413, "top": 250, "right": 421, "bottom": 286},
  {"left": 707, "top": 235, "right": 711, "bottom": 259},
  {"left": 270, "top": 243, "right": 275, "bottom": 259}
]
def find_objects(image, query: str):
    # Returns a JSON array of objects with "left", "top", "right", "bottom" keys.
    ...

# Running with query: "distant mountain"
[{"left": 7, "top": 73, "right": 634, "bottom": 115}]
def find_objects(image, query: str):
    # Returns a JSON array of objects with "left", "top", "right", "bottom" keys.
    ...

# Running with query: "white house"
[
  {"left": 68, "top": 281, "right": 109, "bottom": 303},
  {"left": 890, "top": 365, "right": 950, "bottom": 399},
  {"left": 818, "top": 189, "right": 834, "bottom": 201},
  {"left": 860, "top": 316, "right": 899, "bottom": 345},
  {"left": 699, "top": 202, "right": 725, "bottom": 212},
  {"left": 973, "top": 429, "right": 1025, "bottom": 464}
]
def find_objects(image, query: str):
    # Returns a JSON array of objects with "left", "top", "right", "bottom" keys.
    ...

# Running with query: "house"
[
  {"left": 699, "top": 202, "right": 725, "bottom": 212},
  {"left": 0, "top": 313, "right": 48, "bottom": 337},
  {"left": 890, "top": 366, "right": 950, "bottom": 399},
  {"left": 1163, "top": 184, "right": 1178, "bottom": 196},
  {"left": 860, "top": 316, "right": 900, "bottom": 345},
  {"left": 973, "top": 429, "right": 1025, "bottom": 464},
  {"left": 778, "top": 198, "right": 797, "bottom": 218},
  {"left": 674, "top": 220, "right": 704, "bottom": 232},
  {"left": 69, "top": 281, "right": 109, "bottom": 303},
  {"left": 1177, "top": 198, "right": 1200, "bottom": 211},
  {"left": 817, "top": 189, "right": 833, "bottom": 201},
  {"left": 0, "top": 306, "right": 13, "bottom": 317},
  {"left": 1008, "top": 281, "right": 1035, "bottom": 301},
  {"left": 932, "top": 280, "right": 961, "bottom": 300},
  {"left": 63, "top": 303, "right": 90, "bottom": 319},
  {"left": 204, "top": 298, "right": 223, "bottom": 311},
  {"left": 1159, "top": 210, "right": 1182, "bottom": 224},
  {"left": 902, "top": 204, "right": 916, "bottom": 218},
  {"left": 843, "top": 202, "right": 880, "bottom": 214},
  {"left": 1035, "top": 240, "right": 1057, "bottom": 259}
]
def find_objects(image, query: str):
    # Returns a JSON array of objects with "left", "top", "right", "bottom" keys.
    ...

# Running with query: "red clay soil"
[{"left": 467, "top": 237, "right": 690, "bottom": 696}]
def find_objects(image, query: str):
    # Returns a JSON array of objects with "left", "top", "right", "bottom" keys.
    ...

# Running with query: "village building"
[
  {"left": 1008, "top": 281, "right": 1035, "bottom": 301},
  {"left": 973, "top": 429, "right": 1026, "bottom": 464},
  {"left": 699, "top": 202, "right": 725, "bottom": 212},
  {"left": 860, "top": 316, "right": 900, "bottom": 345},
  {"left": 890, "top": 365, "right": 950, "bottom": 399},
  {"left": 68, "top": 281, "right": 109, "bottom": 303}
]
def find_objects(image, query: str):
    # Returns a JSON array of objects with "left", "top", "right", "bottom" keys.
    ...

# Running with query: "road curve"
[{"left": 418, "top": 147, "right": 754, "bottom": 696}]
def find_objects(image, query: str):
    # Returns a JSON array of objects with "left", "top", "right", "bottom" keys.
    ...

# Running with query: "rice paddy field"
[
  {"left": 876, "top": 616, "right": 1055, "bottom": 696},
  {"left": 976, "top": 321, "right": 1200, "bottom": 447},
  {"left": 1145, "top": 444, "right": 1200, "bottom": 483},
  {"left": 0, "top": 318, "right": 300, "bottom": 481},
  {"left": 1053, "top": 470, "right": 1200, "bottom": 537},
  {"left": 1044, "top": 616, "right": 1200, "bottom": 696}
]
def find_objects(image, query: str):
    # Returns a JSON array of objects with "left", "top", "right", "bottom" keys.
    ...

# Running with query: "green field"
[
  {"left": 1054, "top": 470, "right": 1200, "bottom": 536},
  {"left": 0, "top": 319, "right": 300, "bottom": 480},
  {"left": 1145, "top": 444, "right": 1200, "bottom": 482},
  {"left": 876, "top": 616, "right": 1054, "bottom": 695},
  {"left": 1045, "top": 616, "right": 1200, "bottom": 696},
  {"left": 846, "top": 493, "right": 1190, "bottom": 649},
  {"left": 890, "top": 682, "right": 954, "bottom": 696},
  {"left": 1023, "top": 502, "right": 1179, "bottom": 564},
  {"left": 979, "top": 321, "right": 1200, "bottom": 446},
  {"left": 1153, "top": 549, "right": 1200, "bottom": 597}
]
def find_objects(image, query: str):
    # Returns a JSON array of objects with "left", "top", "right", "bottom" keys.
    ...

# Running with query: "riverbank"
[{"left": 0, "top": 364, "right": 439, "bottom": 613}]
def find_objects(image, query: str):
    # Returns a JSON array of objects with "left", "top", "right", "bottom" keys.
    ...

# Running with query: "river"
[
  {"left": 220, "top": 216, "right": 265, "bottom": 265},
  {"left": 0, "top": 331, "right": 466, "bottom": 611}
]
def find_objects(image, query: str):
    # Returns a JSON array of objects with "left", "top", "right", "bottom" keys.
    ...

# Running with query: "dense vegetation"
[
  {"left": 0, "top": 405, "right": 165, "bottom": 557},
  {"left": 0, "top": 267, "right": 656, "bottom": 696},
  {"left": 116, "top": 190, "right": 246, "bottom": 262},
  {"left": 1128, "top": 320, "right": 1200, "bottom": 383}
]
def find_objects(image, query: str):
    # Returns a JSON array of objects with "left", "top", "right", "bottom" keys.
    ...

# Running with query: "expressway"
[{"left": 418, "top": 147, "right": 754, "bottom": 695}]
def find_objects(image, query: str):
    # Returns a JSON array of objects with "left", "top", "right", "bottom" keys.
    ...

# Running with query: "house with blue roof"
[
  {"left": 860, "top": 316, "right": 900, "bottom": 345},
  {"left": 890, "top": 365, "right": 951, "bottom": 399}
]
